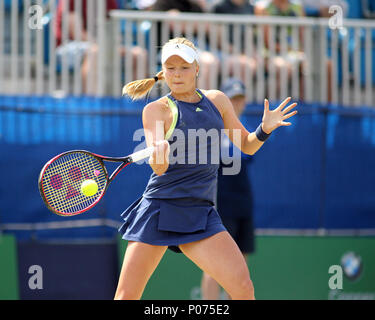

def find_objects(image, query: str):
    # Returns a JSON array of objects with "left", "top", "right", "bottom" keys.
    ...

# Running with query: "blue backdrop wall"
[{"left": 1, "top": 96, "right": 374, "bottom": 240}]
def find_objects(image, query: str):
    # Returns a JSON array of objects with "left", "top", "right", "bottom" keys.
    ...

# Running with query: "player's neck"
[{"left": 171, "top": 89, "right": 201, "bottom": 103}]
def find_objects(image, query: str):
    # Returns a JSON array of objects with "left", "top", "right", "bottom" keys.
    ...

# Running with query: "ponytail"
[{"left": 122, "top": 70, "right": 164, "bottom": 100}]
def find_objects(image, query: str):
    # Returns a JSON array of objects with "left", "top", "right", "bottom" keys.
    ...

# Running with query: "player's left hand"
[{"left": 261, "top": 97, "right": 298, "bottom": 134}]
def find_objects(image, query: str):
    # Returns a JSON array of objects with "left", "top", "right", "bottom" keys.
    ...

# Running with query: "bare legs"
[
  {"left": 114, "top": 241, "right": 167, "bottom": 300},
  {"left": 201, "top": 253, "right": 249, "bottom": 300},
  {"left": 115, "top": 232, "right": 254, "bottom": 300},
  {"left": 180, "top": 232, "right": 254, "bottom": 300}
]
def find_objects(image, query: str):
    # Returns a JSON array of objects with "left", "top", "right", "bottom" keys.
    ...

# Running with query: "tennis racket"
[{"left": 38, "top": 147, "right": 154, "bottom": 216}]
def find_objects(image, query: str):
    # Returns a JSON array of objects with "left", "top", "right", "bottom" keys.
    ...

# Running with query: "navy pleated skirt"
[{"left": 118, "top": 196, "right": 226, "bottom": 253}]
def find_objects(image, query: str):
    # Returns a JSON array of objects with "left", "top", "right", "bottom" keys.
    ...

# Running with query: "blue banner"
[{"left": 1, "top": 96, "right": 374, "bottom": 239}]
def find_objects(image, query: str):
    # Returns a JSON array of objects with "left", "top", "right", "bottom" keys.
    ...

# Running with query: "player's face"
[{"left": 163, "top": 55, "right": 198, "bottom": 94}]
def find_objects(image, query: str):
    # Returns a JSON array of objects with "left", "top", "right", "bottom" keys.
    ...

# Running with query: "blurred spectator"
[
  {"left": 193, "top": 0, "right": 211, "bottom": 12},
  {"left": 56, "top": 0, "right": 147, "bottom": 95},
  {"left": 211, "top": 0, "right": 257, "bottom": 85},
  {"left": 362, "top": 0, "right": 375, "bottom": 18},
  {"left": 201, "top": 78, "right": 255, "bottom": 300},
  {"left": 301, "top": 0, "right": 348, "bottom": 17},
  {"left": 255, "top": 0, "right": 304, "bottom": 16},
  {"left": 55, "top": 0, "right": 116, "bottom": 94},
  {"left": 255, "top": 0, "right": 307, "bottom": 100},
  {"left": 256, "top": 0, "right": 335, "bottom": 102},
  {"left": 254, "top": 0, "right": 305, "bottom": 54},
  {"left": 213, "top": 0, "right": 254, "bottom": 14},
  {"left": 151, "top": 0, "right": 219, "bottom": 89},
  {"left": 132, "top": 0, "right": 157, "bottom": 10},
  {"left": 152, "top": 0, "right": 205, "bottom": 11}
]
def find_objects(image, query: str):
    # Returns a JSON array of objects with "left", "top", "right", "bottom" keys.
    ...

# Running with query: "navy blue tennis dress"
[{"left": 118, "top": 89, "right": 226, "bottom": 253}]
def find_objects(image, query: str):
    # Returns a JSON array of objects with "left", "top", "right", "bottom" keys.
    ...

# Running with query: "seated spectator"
[
  {"left": 151, "top": 0, "right": 219, "bottom": 89},
  {"left": 256, "top": 0, "right": 335, "bottom": 102},
  {"left": 55, "top": 0, "right": 147, "bottom": 95},
  {"left": 211, "top": 0, "right": 257, "bottom": 85},
  {"left": 152, "top": 0, "right": 208, "bottom": 12},
  {"left": 255, "top": 0, "right": 307, "bottom": 100},
  {"left": 301, "top": 0, "right": 348, "bottom": 17},
  {"left": 213, "top": 0, "right": 254, "bottom": 14},
  {"left": 362, "top": 0, "right": 375, "bottom": 18},
  {"left": 132, "top": 0, "right": 157, "bottom": 10}
]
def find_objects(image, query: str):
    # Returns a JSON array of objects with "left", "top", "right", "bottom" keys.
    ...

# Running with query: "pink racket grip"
[{"left": 129, "top": 146, "right": 155, "bottom": 163}]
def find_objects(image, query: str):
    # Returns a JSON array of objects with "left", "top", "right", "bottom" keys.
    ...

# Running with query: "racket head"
[{"left": 38, "top": 150, "right": 108, "bottom": 216}]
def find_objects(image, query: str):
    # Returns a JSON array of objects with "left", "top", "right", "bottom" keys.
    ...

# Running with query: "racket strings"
[
  {"left": 41, "top": 152, "right": 107, "bottom": 215},
  {"left": 52, "top": 154, "right": 106, "bottom": 211},
  {"left": 43, "top": 154, "right": 105, "bottom": 214},
  {"left": 49, "top": 155, "right": 100, "bottom": 211}
]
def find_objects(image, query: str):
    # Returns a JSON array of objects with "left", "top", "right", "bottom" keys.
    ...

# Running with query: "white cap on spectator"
[{"left": 161, "top": 43, "right": 199, "bottom": 64}]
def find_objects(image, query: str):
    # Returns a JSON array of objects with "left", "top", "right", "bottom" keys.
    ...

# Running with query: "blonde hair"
[{"left": 122, "top": 37, "right": 198, "bottom": 100}]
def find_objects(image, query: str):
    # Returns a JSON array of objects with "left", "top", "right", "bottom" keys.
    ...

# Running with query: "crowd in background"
[
  {"left": 2, "top": 0, "right": 375, "bottom": 98},
  {"left": 51, "top": 0, "right": 374, "bottom": 95},
  {"left": 124, "top": 0, "right": 374, "bottom": 19}
]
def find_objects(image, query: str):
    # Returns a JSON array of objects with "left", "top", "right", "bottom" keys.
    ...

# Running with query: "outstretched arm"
[{"left": 211, "top": 91, "right": 297, "bottom": 155}]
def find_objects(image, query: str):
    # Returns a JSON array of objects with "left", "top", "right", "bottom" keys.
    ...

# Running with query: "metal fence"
[{"left": 0, "top": 1, "right": 374, "bottom": 107}]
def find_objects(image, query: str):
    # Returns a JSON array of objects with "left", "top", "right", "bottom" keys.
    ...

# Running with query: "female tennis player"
[{"left": 115, "top": 37, "right": 297, "bottom": 300}]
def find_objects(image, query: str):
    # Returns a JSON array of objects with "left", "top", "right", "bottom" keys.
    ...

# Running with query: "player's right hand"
[{"left": 149, "top": 140, "right": 170, "bottom": 175}]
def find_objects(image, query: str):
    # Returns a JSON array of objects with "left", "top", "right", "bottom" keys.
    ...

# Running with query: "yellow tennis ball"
[{"left": 81, "top": 179, "right": 98, "bottom": 197}]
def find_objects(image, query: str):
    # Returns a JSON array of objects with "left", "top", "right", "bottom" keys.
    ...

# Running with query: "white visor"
[{"left": 161, "top": 43, "right": 198, "bottom": 64}]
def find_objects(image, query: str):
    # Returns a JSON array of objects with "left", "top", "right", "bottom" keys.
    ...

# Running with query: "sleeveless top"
[{"left": 142, "top": 89, "right": 224, "bottom": 204}]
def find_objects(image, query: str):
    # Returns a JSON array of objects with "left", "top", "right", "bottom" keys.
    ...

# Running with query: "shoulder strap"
[
  {"left": 164, "top": 90, "right": 202, "bottom": 140},
  {"left": 195, "top": 89, "right": 203, "bottom": 99},
  {"left": 165, "top": 96, "right": 179, "bottom": 140}
]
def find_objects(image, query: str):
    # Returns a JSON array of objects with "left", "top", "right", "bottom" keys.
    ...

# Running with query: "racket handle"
[{"left": 129, "top": 146, "right": 155, "bottom": 163}]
